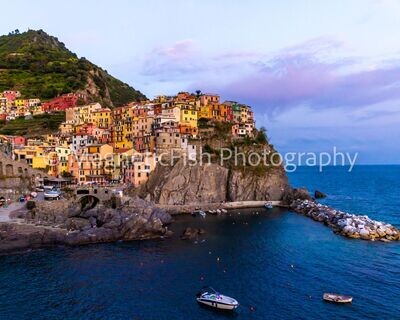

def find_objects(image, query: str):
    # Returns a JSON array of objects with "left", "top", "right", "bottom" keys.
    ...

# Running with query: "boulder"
[
  {"left": 377, "top": 228, "right": 386, "bottom": 237},
  {"left": 26, "top": 200, "right": 36, "bottom": 210},
  {"left": 314, "top": 190, "right": 327, "bottom": 199},
  {"left": 284, "top": 188, "right": 313, "bottom": 205},
  {"left": 151, "top": 207, "right": 172, "bottom": 225},
  {"left": 181, "top": 227, "right": 206, "bottom": 240},
  {"left": 359, "top": 228, "right": 371, "bottom": 240},
  {"left": 66, "top": 217, "right": 92, "bottom": 231}
]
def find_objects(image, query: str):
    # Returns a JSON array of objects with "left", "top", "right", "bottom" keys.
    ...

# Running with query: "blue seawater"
[{"left": 0, "top": 165, "right": 399, "bottom": 320}]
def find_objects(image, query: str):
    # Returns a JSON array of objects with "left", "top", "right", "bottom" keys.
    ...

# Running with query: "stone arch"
[
  {"left": 79, "top": 195, "right": 100, "bottom": 212},
  {"left": 5, "top": 164, "right": 13, "bottom": 176}
]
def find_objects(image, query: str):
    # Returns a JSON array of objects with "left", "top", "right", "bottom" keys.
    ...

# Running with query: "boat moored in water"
[
  {"left": 196, "top": 287, "right": 239, "bottom": 311},
  {"left": 265, "top": 201, "right": 273, "bottom": 209},
  {"left": 323, "top": 293, "right": 353, "bottom": 304}
]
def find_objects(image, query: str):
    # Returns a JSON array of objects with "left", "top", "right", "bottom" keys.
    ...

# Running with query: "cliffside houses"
[
  {"left": 0, "top": 91, "right": 87, "bottom": 120},
  {"left": 3, "top": 91, "right": 256, "bottom": 186}
]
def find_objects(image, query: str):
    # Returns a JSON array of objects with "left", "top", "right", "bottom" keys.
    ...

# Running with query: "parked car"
[{"left": 19, "top": 196, "right": 25, "bottom": 202}]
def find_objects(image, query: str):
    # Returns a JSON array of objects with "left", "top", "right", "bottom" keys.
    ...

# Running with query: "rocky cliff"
[
  {"left": 140, "top": 156, "right": 290, "bottom": 205},
  {"left": 139, "top": 126, "right": 290, "bottom": 205}
]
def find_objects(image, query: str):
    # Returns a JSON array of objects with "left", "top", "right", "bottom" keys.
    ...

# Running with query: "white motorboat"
[
  {"left": 323, "top": 293, "right": 353, "bottom": 304},
  {"left": 196, "top": 287, "right": 239, "bottom": 311},
  {"left": 199, "top": 211, "right": 206, "bottom": 218},
  {"left": 265, "top": 201, "right": 273, "bottom": 209}
]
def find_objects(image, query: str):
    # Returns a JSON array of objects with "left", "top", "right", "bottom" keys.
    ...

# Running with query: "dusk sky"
[{"left": 2, "top": 0, "right": 400, "bottom": 164}]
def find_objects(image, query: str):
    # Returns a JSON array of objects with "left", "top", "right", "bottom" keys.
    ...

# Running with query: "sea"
[{"left": 0, "top": 165, "right": 399, "bottom": 320}]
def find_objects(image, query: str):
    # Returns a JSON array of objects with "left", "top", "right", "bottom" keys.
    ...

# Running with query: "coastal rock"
[
  {"left": 66, "top": 217, "right": 92, "bottom": 231},
  {"left": 314, "top": 190, "right": 327, "bottom": 199},
  {"left": 0, "top": 197, "right": 172, "bottom": 253},
  {"left": 282, "top": 188, "right": 313, "bottom": 205},
  {"left": 0, "top": 222, "right": 67, "bottom": 253},
  {"left": 181, "top": 227, "right": 206, "bottom": 240},
  {"left": 359, "top": 228, "right": 371, "bottom": 240}
]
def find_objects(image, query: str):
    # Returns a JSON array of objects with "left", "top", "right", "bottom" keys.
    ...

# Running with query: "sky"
[{"left": 2, "top": 0, "right": 400, "bottom": 164}]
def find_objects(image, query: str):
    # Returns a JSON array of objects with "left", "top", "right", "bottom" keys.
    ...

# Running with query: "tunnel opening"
[{"left": 79, "top": 195, "right": 100, "bottom": 212}]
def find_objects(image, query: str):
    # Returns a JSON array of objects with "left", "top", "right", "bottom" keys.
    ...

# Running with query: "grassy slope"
[{"left": 0, "top": 113, "right": 65, "bottom": 136}]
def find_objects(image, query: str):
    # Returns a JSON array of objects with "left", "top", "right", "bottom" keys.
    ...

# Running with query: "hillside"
[
  {"left": 0, "top": 113, "right": 65, "bottom": 136},
  {"left": 0, "top": 29, "right": 146, "bottom": 106}
]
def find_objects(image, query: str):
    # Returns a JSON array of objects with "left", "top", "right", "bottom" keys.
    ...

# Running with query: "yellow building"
[
  {"left": 59, "top": 121, "right": 74, "bottom": 135},
  {"left": 199, "top": 105, "right": 212, "bottom": 120},
  {"left": 240, "top": 105, "right": 251, "bottom": 124},
  {"left": 32, "top": 154, "right": 47, "bottom": 170},
  {"left": 55, "top": 146, "right": 71, "bottom": 174},
  {"left": 179, "top": 105, "right": 198, "bottom": 129},
  {"left": 14, "top": 146, "right": 47, "bottom": 170},
  {"left": 15, "top": 99, "right": 27, "bottom": 107},
  {"left": 92, "top": 108, "right": 112, "bottom": 129},
  {"left": 31, "top": 104, "right": 44, "bottom": 115},
  {"left": 66, "top": 102, "right": 102, "bottom": 125}
]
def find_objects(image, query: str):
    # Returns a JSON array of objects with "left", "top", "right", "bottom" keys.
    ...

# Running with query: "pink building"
[
  {"left": 9, "top": 136, "right": 26, "bottom": 147},
  {"left": 2, "top": 91, "right": 20, "bottom": 101}
]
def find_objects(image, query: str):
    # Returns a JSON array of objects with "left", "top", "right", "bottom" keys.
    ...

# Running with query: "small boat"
[
  {"left": 221, "top": 209, "right": 228, "bottom": 214},
  {"left": 199, "top": 211, "right": 206, "bottom": 218},
  {"left": 323, "top": 293, "right": 353, "bottom": 304},
  {"left": 196, "top": 287, "right": 239, "bottom": 311},
  {"left": 265, "top": 201, "right": 273, "bottom": 209},
  {"left": 216, "top": 209, "right": 221, "bottom": 214}
]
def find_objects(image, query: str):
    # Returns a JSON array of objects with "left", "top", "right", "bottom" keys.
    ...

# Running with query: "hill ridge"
[{"left": 0, "top": 29, "right": 146, "bottom": 106}]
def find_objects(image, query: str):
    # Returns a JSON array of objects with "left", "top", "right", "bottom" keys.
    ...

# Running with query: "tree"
[{"left": 255, "top": 127, "right": 268, "bottom": 145}]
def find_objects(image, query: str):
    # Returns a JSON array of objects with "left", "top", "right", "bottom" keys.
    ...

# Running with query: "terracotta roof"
[{"left": 114, "top": 148, "right": 131, "bottom": 154}]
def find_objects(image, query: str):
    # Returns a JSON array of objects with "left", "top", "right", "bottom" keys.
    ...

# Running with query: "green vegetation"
[
  {"left": 0, "top": 112, "right": 65, "bottom": 135},
  {"left": 255, "top": 127, "right": 268, "bottom": 144},
  {"left": 0, "top": 29, "right": 146, "bottom": 105}
]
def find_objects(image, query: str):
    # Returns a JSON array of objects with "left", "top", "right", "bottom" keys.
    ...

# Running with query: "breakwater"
[{"left": 290, "top": 199, "right": 400, "bottom": 241}]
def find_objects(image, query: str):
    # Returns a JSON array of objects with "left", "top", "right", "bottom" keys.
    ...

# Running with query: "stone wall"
[{"left": 0, "top": 151, "right": 51, "bottom": 193}]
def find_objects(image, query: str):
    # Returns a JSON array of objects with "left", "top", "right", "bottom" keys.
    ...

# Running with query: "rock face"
[
  {"left": 0, "top": 197, "right": 172, "bottom": 253},
  {"left": 140, "top": 159, "right": 290, "bottom": 205},
  {"left": 290, "top": 199, "right": 400, "bottom": 242}
]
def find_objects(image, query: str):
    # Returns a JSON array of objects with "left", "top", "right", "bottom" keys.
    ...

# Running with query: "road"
[{"left": 0, "top": 192, "right": 44, "bottom": 222}]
